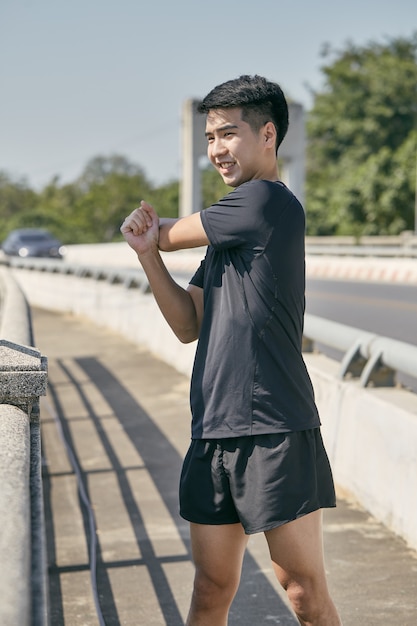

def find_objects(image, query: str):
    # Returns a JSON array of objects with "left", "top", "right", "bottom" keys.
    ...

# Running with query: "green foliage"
[
  {"left": 148, "top": 180, "right": 180, "bottom": 219},
  {"left": 0, "top": 155, "right": 182, "bottom": 245},
  {"left": 71, "top": 155, "right": 154, "bottom": 242},
  {"left": 201, "top": 166, "right": 229, "bottom": 208},
  {"left": 306, "top": 34, "right": 417, "bottom": 235},
  {"left": 0, "top": 154, "right": 233, "bottom": 246},
  {"left": 0, "top": 173, "right": 38, "bottom": 241}
]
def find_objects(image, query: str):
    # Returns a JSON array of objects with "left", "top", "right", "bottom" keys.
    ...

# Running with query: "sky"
[{"left": 1, "top": 0, "right": 416, "bottom": 191}]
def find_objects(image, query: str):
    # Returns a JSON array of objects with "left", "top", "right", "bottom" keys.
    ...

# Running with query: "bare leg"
[
  {"left": 265, "top": 510, "right": 342, "bottom": 626},
  {"left": 186, "top": 522, "right": 249, "bottom": 626}
]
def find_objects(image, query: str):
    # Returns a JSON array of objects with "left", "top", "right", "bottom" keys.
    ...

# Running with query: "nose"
[{"left": 209, "top": 137, "right": 227, "bottom": 159}]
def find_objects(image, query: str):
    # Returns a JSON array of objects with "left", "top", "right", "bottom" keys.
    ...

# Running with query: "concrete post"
[
  {"left": 279, "top": 102, "right": 306, "bottom": 207},
  {"left": 179, "top": 99, "right": 206, "bottom": 218},
  {"left": 0, "top": 340, "right": 48, "bottom": 416}
]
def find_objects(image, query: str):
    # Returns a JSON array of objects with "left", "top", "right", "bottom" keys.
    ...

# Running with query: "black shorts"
[{"left": 179, "top": 429, "right": 336, "bottom": 534}]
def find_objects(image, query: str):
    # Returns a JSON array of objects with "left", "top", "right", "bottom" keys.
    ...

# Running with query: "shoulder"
[
  {"left": 226, "top": 181, "right": 299, "bottom": 221},
  {"left": 228, "top": 179, "right": 294, "bottom": 204}
]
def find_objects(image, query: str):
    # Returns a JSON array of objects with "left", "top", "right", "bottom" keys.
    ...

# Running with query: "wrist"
[{"left": 136, "top": 243, "right": 160, "bottom": 263}]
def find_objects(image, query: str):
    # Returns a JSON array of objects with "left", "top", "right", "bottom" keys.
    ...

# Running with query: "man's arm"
[
  {"left": 120, "top": 202, "right": 205, "bottom": 343},
  {"left": 136, "top": 250, "right": 204, "bottom": 343},
  {"left": 158, "top": 212, "right": 209, "bottom": 251}
]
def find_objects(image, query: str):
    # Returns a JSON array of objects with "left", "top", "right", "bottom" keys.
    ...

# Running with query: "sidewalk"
[{"left": 33, "top": 307, "right": 417, "bottom": 626}]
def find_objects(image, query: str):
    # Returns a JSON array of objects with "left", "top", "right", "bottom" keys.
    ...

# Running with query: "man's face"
[{"left": 205, "top": 107, "right": 268, "bottom": 187}]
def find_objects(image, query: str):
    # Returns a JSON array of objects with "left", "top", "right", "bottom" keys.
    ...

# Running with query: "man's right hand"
[{"left": 120, "top": 201, "right": 159, "bottom": 257}]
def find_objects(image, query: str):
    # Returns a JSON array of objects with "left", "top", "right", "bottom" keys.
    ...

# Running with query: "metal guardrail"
[{"left": 303, "top": 315, "right": 417, "bottom": 388}]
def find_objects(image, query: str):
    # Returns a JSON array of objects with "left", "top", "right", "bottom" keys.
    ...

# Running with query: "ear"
[{"left": 263, "top": 121, "right": 277, "bottom": 149}]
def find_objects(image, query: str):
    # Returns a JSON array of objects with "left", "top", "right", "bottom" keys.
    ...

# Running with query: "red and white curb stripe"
[{"left": 306, "top": 255, "right": 417, "bottom": 284}]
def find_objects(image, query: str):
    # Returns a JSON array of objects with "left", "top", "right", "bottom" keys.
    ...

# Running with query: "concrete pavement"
[{"left": 33, "top": 307, "right": 417, "bottom": 625}]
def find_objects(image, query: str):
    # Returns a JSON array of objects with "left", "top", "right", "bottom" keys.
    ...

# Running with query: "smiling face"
[{"left": 204, "top": 107, "right": 278, "bottom": 188}]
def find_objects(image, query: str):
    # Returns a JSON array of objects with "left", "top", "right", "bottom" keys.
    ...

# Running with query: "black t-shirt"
[{"left": 189, "top": 179, "right": 320, "bottom": 439}]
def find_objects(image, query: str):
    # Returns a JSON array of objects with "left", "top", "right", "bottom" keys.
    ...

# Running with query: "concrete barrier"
[
  {"left": 0, "top": 268, "right": 49, "bottom": 626},
  {"left": 9, "top": 258, "right": 417, "bottom": 551},
  {"left": 0, "top": 403, "right": 31, "bottom": 626},
  {"left": 305, "top": 354, "right": 417, "bottom": 552}
]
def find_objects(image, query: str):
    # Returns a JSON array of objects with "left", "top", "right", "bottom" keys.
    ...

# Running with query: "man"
[{"left": 121, "top": 74, "right": 342, "bottom": 626}]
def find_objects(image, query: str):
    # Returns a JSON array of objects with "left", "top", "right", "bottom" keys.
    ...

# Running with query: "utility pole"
[{"left": 415, "top": 152, "right": 417, "bottom": 234}]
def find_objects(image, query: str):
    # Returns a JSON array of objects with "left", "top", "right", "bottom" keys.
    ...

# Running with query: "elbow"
[
  {"left": 174, "top": 325, "right": 199, "bottom": 344},
  {"left": 176, "top": 331, "right": 198, "bottom": 344}
]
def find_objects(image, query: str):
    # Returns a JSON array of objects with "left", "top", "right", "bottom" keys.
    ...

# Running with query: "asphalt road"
[{"left": 306, "top": 278, "right": 417, "bottom": 346}]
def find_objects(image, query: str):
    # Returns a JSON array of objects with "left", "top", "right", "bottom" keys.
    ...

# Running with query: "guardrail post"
[
  {"left": 338, "top": 339, "right": 368, "bottom": 379},
  {"left": 360, "top": 350, "right": 396, "bottom": 387}
]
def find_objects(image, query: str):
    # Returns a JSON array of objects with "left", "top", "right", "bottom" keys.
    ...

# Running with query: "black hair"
[{"left": 197, "top": 74, "right": 289, "bottom": 153}]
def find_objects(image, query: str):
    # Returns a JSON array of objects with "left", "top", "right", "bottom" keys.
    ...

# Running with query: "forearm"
[
  {"left": 138, "top": 248, "right": 199, "bottom": 343},
  {"left": 158, "top": 218, "right": 179, "bottom": 252}
]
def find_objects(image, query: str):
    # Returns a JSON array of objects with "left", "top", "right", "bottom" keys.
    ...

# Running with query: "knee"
[
  {"left": 285, "top": 577, "right": 341, "bottom": 625},
  {"left": 285, "top": 578, "right": 322, "bottom": 622},
  {"left": 192, "top": 569, "right": 239, "bottom": 611}
]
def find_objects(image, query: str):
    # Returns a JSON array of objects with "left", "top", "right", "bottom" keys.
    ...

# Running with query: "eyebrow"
[{"left": 205, "top": 124, "right": 239, "bottom": 137}]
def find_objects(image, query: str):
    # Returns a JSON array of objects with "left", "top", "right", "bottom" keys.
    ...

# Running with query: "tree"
[
  {"left": 148, "top": 180, "right": 180, "bottom": 219},
  {"left": 306, "top": 34, "right": 417, "bottom": 235},
  {"left": 201, "top": 166, "right": 229, "bottom": 209},
  {"left": 76, "top": 154, "right": 146, "bottom": 190},
  {"left": 0, "top": 172, "right": 38, "bottom": 241},
  {"left": 72, "top": 154, "right": 154, "bottom": 242}
]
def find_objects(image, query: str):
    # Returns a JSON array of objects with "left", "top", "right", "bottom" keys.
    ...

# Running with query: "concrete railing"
[
  {"left": 0, "top": 267, "right": 49, "bottom": 626},
  {"left": 2, "top": 252, "right": 417, "bottom": 553},
  {"left": 305, "top": 231, "right": 417, "bottom": 257}
]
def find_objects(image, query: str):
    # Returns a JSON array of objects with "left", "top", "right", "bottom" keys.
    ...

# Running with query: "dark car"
[{"left": 1, "top": 228, "right": 66, "bottom": 259}]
